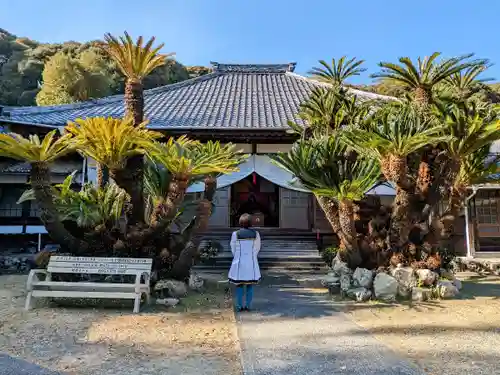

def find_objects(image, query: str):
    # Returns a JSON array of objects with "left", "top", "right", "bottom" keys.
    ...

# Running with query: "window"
[{"left": 476, "top": 191, "right": 500, "bottom": 224}]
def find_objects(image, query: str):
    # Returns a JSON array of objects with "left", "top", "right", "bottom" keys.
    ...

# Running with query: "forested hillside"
[{"left": 0, "top": 28, "right": 191, "bottom": 106}]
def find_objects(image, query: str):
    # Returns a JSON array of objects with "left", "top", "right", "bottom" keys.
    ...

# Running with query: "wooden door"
[
  {"left": 279, "top": 188, "right": 310, "bottom": 229},
  {"left": 209, "top": 187, "right": 230, "bottom": 227}
]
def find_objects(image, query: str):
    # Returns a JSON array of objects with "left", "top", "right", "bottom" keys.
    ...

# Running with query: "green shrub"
[
  {"left": 199, "top": 240, "right": 223, "bottom": 263},
  {"left": 322, "top": 246, "right": 339, "bottom": 267}
]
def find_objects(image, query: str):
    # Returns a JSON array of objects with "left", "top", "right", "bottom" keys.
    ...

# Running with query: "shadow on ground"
[{"left": 0, "top": 353, "right": 62, "bottom": 375}]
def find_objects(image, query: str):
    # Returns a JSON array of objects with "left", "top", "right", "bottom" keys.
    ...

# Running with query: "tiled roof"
[
  {"left": 0, "top": 63, "right": 392, "bottom": 130},
  {"left": 0, "top": 161, "right": 81, "bottom": 174}
]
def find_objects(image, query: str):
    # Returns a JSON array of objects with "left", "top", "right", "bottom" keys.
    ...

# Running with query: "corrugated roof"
[{"left": 0, "top": 63, "right": 392, "bottom": 130}]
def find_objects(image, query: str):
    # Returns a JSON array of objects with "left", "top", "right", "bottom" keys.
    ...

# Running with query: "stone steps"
[{"left": 195, "top": 231, "right": 326, "bottom": 272}]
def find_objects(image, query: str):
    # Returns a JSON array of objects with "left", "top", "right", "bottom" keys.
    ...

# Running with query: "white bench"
[{"left": 25, "top": 256, "right": 153, "bottom": 313}]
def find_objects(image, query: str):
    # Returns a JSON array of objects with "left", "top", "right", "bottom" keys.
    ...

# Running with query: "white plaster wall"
[
  {"left": 221, "top": 143, "right": 252, "bottom": 153},
  {"left": 256, "top": 144, "right": 292, "bottom": 153}
]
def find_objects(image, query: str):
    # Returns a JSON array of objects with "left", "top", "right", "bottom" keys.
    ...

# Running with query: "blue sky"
[{"left": 0, "top": 0, "right": 497, "bottom": 83}]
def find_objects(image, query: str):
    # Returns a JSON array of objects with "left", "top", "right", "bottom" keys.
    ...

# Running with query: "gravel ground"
[
  {"left": 336, "top": 273, "right": 500, "bottom": 375},
  {"left": 0, "top": 274, "right": 241, "bottom": 375}
]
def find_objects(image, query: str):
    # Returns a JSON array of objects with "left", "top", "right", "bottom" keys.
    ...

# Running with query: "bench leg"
[
  {"left": 133, "top": 294, "right": 141, "bottom": 313},
  {"left": 145, "top": 291, "right": 151, "bottom": 305},
  {"left": 25, "top": 291, "right": 33, "bottom": 311}
]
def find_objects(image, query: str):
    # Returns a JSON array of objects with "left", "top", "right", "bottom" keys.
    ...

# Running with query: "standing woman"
[{"left": 228, "top": 213, "right": 261, "bottom": 311}]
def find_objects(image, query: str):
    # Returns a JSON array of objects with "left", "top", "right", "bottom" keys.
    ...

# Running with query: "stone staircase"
[{"left": 194, "top": 228, "right": 326, "bottom": 273}]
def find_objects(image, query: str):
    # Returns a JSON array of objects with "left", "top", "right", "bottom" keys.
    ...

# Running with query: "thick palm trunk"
[
  {"left": 30, "top": 163, "right": 88, "bottom": 253},
  {"left": 439, "top": 186, "right": 466, "bottom": 240},
  {"left": 121, "top": 79, "right": 145, "bottom": 224},
  {"left": 96, "top": 163, "right": 109, "bottom": 188},
  {"left": 315, "top": 195, "right": 341, "bottom": 232},
  {"left": 338, "top": 199, "right": 362, "bottom": 268},
  {"left": 387, "top": 155, "right": 413, "bottom": 249},
  {"left": 125, "top": 79, "right": 144, "bottom": 125},
  {"left": 110, "top": 157, "right": 145, "bottom": 225},
  {"left": 170, "top": 176, "right": 217, "bottom": 280},
  {"left": 414, "top": 86, "right": 431, "bottom": 108},
  {"left": 163, "top": 174, "right": 190, "bottom": 220}
]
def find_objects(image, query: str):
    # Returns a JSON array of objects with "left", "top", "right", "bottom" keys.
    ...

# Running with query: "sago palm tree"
[
  {"left": 272, "top": 137, "right": 380, "bottom": 267},
  {"left": 289, "top": 87, "right": 370, "bottom": 138},
  {"left": 103, "top": 32, "right": 173, "bottom": 223},
  {"left": 66, "top": 116, "right": 163, "bottom": 223},
  {"left": 371, "top": 52, "right": 485, "bottom": 107},
  {"left": 144, "top": 138, "right": 246, "bottom": 223},
  {"left": 433, "top": 102, "right": 500, "bottom": 237},
  {"left": 343, "top": 103, "right": 448, "bottom": 184},
  {"left": 0, "top": 130, "right": 86, "bottom": 252},
  {"left": 103, "top": 32, "right": 173, "bottom": 124},
  {"left": 441, "top": 64, "right": 494, "bottom": 102},
  {"left": 309, "top": 57, "right": 366, "bottom": 86},
  {"left": 342, "top": 103, "right": 450, "bottom": 249}
]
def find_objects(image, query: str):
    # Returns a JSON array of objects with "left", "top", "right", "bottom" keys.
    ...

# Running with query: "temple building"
[{"left": 0, "top": 62, "right": 493, "bottom": 259}]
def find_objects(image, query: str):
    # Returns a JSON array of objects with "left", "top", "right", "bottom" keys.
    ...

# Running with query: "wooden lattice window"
[{"left": 476, "top": 191, "right": 500, "bottom": 224}]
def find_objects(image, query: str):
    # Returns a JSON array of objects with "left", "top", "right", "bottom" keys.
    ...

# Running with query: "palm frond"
[
  {"left": 103, "top": 32, "right": 174, "bottom": 81},
  {"left": 0, "top": 130, "right": 73, "bottom": 163},
  {"left": 65, "top": 117, "right": 162, "bottom": 170},
  {"left": 309, "top": 57, "right": 366, "bottom": 86},
  {"left": 272, "top": 136, "right": 380, "bottom": 201}
]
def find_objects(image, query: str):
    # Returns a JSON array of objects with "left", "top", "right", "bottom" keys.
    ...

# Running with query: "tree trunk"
[
  {"left": 315, "top": 195, "right": 341, "bottom": 232},
  {"left": 125, "top": 79, "right": 144, "bottom": 126},
  {"left": 96, "top": 163, "right": 109, "bottom": 188},
  {"left": 414, "top": 86, "right": 431, "bottom": 108},
  {"left": 338, "top": 199, "right": 362, "bottom": 268},
  {"left": 387, "top": 154, "right": 413, "bottom": 250},
  {"left": 110, "top": 156, "right": 145, "bottom": 225},
  {"left": 169, "top": 176, "right": 217, "bottom": 280},
  {"left": 121, "top": 78, "right": 145, "bottom": 224},
  {"left": 390, "top": 186, "right": 412, "bottom": 249},
  {"left": 439, "top": 186, "right": 466, "bottom": 240},
  {"left": 30, "top": 163, "right": 88, "bottom": 253},
  {"left": 163, "top": 174, "right": 190, "bottom": 220}
]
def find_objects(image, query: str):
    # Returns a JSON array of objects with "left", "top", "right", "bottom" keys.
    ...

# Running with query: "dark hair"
[{"left": 239, "top": 213, "right": 252, "bottom": 228}]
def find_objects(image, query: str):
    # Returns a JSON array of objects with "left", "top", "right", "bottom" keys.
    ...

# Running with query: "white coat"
[{"left": 228, "top": 230, "right": 261, "bottom": 284}]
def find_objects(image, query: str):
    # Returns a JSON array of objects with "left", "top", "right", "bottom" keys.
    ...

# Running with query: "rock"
[
  {"left": 332, "top": 258, "right": 352, "bottom": 277},
  {"left": 436, "top": 280, "right": 459, "bottom": 299},
  {"left": 352, "top": 268, "right": 374, "bottom": 289},
  {"left": 156, "top": 298, "right": 180, "bottom": 307},
  {"left": 347, "top": 287, "right": 372, "bottom": 302},
  {"left": 391, "top": 266, "right": 416, "bottom": 298},
  {"left": 416, "top": 269, "right": 438, "bottom": 286},
  {"left": 322, "top": 273, "right": 341, "bottom": 287},
  {"left": 412, "top": 287, "right": 433, "bottom": 302},
  {"left": 440, "top": 268, "right": 455, "bottom": 281},
  {"left": 188, "top": 273, "right": 205, "bottom": 292},
  {"left": 373, "top": 273, "right": 398, "bottom": 302},
  {"left": 452, "top": 278, "right": 462, "bottom": 291},
  {"left": 340, "top": 274, "right": 352, "bottom": 292},
  {"left": 154, "top": 279, "right": 188, "bottom": 298}
]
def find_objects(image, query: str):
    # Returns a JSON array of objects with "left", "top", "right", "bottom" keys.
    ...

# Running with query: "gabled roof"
[{"left": 0, "top": 62, "right": 392, "bottom": 130}]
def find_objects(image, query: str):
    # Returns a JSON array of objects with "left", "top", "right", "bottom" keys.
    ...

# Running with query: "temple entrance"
[{"left": 230, "top": 174, "right": 280, "bottom": 227}]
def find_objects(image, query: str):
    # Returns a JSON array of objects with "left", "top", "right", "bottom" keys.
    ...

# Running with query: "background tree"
[{"left": 0, "top": 28, "right": 191, "bottom": 106}]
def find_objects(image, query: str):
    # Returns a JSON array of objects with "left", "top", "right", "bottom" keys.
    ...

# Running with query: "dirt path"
[
  {"left": 0, "top": 274, "right": 242, "bottom": 375},
  {"left": 337, "top": 273, "right": 500, "bottom": 375}
]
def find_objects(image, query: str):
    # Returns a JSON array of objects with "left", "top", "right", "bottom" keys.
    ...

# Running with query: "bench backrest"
[{"left": 47, "top": 256, "right": 153, "bottom": 275}]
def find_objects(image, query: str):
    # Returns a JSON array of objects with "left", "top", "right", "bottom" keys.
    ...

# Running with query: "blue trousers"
[{"left": 235, "top": 284, "right": 254, "bottom": 308}]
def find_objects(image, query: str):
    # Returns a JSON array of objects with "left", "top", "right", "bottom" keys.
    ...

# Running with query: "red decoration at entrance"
[
  {"left": 316, "top": 230, "right": 320, "bottom": 240},
  {"left": 253, "top": 172, "right": 257, "bottom": 185}
]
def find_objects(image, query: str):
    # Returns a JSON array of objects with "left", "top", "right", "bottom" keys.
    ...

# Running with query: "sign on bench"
[{"left": 26, "top": 256, "right": 153, "bottom": 313}]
